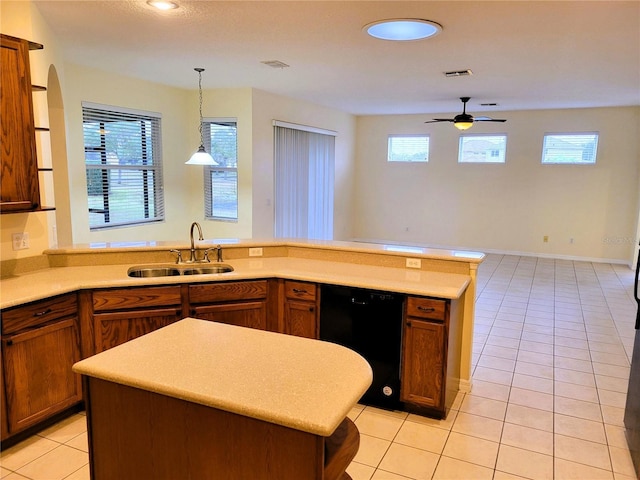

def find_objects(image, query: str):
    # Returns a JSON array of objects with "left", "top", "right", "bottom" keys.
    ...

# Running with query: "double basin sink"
[{"left": 127, "top": 263, "right": 234, "bottom": 278}]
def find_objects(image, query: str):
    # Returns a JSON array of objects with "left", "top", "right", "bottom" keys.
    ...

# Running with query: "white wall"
[
  {"left": 3, "top": 0, "right": 635, "bottom": 262},
  {"left": 353, "top": 107, "right": 640, "bottom": 263},
  {"left": 0, "top": 1, "right": 61, "bottom": 260},
  {"left": 62, "top": 64, "right": 201, "bottom": 244},
  {"left": 250, "top": 89, "right": 357, "bottom": 239},
  {"left": 61, "top": 72, "right": 356, "bottom": 244}
]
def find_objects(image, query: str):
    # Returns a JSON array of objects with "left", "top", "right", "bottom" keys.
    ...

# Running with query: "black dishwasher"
[{"left": 319, "top": 285, "right": 404, "bottom": 410}]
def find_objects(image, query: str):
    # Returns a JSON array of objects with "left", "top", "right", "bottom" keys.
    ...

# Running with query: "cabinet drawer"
[
  {"left": 2, "top": 293, "right": 77, "bottom": 335},
  {"left": 284, "top": 281, "right": 316, "bottom": 301},
  {"left": 189, "top": 281, "right": 268, "bottom": 304},
  {"left": 406, "top": 297, "right": 447, "bottom": 322},
  {"left": 92, "top": 286, "right": 182, "bottom": 312}
]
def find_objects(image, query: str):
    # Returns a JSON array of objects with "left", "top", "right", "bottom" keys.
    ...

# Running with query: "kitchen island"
[{"left": 73, "top": 317, "right": 372, "bottom": 479}]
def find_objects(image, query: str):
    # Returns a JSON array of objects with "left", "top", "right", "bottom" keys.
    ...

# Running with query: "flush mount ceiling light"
[
  {"left": 147, "top": 1, "right": 179, "bottom": 10},
  {"left": 186, "top": 68, "right": 217, "bottom": 166},
  {"left": 364, "top": 19, "right": 442, "bottom": 41}
]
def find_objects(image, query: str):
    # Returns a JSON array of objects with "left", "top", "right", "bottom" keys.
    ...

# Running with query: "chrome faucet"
[
  {"left": 188, "top": 222, "right": 204, "bottom": 263},
  {"left": 203, "top": 244, "right": 223, "bottom": 263}
]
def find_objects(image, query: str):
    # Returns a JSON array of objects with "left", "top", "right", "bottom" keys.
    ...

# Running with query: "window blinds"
[
  {"left": 274, "top": 124, "right": 335, "bottom": 240},
  {"left": 203, "top": 119, "right": 238, "bottom": 221},
  {"left": 542, "top": 133, "right": 599, "bottom": 164},
  {"left": 82, "top": 102, "right": 164, "bottom": 229}
]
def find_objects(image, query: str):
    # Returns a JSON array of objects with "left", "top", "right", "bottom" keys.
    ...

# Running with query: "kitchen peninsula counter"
[
  {"left": 0, "top": 256, "right": 471, "bottom": 309},
  {"left": 73, "top": 317, "right": 373, "bottom": 479},
  {"left": 0, "top": 239, "right": 483, "bottom": 392},
  {"left": 1, "top": 239, "right": 481, "bottom": 309}
]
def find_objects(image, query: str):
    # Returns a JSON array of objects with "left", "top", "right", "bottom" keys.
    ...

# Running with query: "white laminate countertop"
[
  {"left": 0, "top": 256, "right": 472, "bottom": 309},
  {"left": 73, "top": 317, "right": 373, "bottom": 437}
]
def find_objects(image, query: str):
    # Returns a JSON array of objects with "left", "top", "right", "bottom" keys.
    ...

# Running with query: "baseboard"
[{"left": 459, "top": 379, "right": 472, "bottom": 393}]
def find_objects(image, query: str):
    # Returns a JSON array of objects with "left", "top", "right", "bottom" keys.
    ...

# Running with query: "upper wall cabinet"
[{"left": 0, "top": 34, "right": 51, "bottom": 213}]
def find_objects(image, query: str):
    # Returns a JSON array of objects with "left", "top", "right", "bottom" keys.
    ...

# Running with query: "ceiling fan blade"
[
  {"left": 424, "top": 118, "right": 454, "bottom": 123},
  {"left": 475, "top": 118, "right": 507, "bottom": 122}
]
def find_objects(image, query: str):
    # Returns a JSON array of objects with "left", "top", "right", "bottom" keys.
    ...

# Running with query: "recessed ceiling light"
[
  {"left": 364, "top": 19, "right": 442, "bottom": 41},
  {"left": 147, "top": 1, "right": 179, "bottom": 11}
]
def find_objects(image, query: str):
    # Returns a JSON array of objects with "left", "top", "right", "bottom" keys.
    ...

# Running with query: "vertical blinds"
[
  {"left": 82, "top": 103, "right": 164, "bottom": 229},
  {"left": 274, "top": 125, "right": 335, "bottom": 240}
]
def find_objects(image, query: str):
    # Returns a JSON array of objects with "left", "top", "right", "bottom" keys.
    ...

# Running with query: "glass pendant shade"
[
  {"left": 186, "top": 144, "right": 216, "bottom": 165},
  {"left": 186, "top": 67, "right": 217, "bottom": 166}
]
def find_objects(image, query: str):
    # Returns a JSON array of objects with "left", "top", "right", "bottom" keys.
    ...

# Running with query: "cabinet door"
[
  {"left": 191, "top": 301, "right": 267, "bottom": 330},
  {"left": 2, "top": 319, "right": 82, "bottom": 433},
  {"left": 282, "top": 280, "right": 318, "bottom": 338},
  {"left": 0, "top": 35, "right": 40, "bottom": 212},
  {"left": 93, "top": 308, "right": 181, "bottom": 353},
  {"left": 283, "top": 299, "right": 318, "bottom": 339},
  {"left": 0, "top": 357, "right": 8, "bottom": 441},
  {"left": 400, "top": 318, "right": 445, "bottom": 409}
]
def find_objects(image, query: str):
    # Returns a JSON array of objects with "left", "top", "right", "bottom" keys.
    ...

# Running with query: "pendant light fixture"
[{"left": 186, "top": 67, "right": 217, "bottom": 165}]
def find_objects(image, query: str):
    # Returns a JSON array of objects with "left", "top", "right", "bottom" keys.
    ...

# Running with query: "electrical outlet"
[
  {"left": 406, "top": 258, "right": 421, "bottom": 269},
  {"left": 12, "top": 232, "right": 30, "bottom": 250},
  {"left": 543, "top": 235, "right": 549, "bottom": 243},
  {"left": 249, "top": 247, "right": 263, "bottom": 257}
]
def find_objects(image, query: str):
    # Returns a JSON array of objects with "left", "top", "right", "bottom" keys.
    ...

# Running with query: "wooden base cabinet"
[
  {"left": 282, "top": 280, "right": 319, "bottom": 339},
  {"left": 84, "top": 377, "right": 358, "bottom": 480},
  {"left": 88, "top": 286, "right": 183, "bottom": 354},
  {"left": 1, "top": 294, "right": 82, "bottom": 439},
  {"left": 188, "top": 280, "right": 270, "bottom": 330},
  {"left": 401, "top": 297, "right": 452, "bottom": 418}
]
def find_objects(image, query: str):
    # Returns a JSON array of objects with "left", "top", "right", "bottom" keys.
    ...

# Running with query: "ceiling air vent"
[
  {"left": 480, "top": 103, "right": 498, "bottom": 106},
  {"left": 261, "top": 60, "right": 290, "bottom": 69},
  {"left": 444, "top": 69, "right": 473, "bottom": 77}
]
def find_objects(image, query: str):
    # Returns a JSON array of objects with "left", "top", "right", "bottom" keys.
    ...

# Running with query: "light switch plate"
[{"left": 12, "top": 232, "right": 30, "bottom": 250}]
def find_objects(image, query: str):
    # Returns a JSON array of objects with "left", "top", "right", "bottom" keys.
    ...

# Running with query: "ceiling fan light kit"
[
  {"left": 454, "top": 119, "right": 474, "bottom": 131},
  {"left": 425, "top": 97, "right": 507, "bottom": 130}
]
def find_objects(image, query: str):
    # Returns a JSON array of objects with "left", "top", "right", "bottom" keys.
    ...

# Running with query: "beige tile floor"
[{"left": 1, "top": 254, "right": 638, "bottom": 479}]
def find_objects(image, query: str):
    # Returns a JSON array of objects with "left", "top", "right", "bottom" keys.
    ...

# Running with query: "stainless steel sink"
[
  {"left": 127, "top": 266, "right": 182, "bottom": 277},
  {"left": 181, "top": 265, "right": 234, "bottom": 275},
  {"left": 127, "top": 264, "right": 234, "bottom": 278}
]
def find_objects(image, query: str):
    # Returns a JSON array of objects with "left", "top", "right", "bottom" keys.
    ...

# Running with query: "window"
[
  {"left": 274, "top": 121, "right": 335, "bottom": 240},
  {"left": 458, "top": 134, "right": 507, "bottom": 163},
  {"left": 82, "top": 103, "right": 164, "bottom": 230},
  {"left": 388, "top": 135, "right": 429, "bottom": 162},
  {"left": 203, "top": 119, "right": 238, "bottom": 221},
  {"left": 541, "top": 133, "right": 598, "bottom": 164}
]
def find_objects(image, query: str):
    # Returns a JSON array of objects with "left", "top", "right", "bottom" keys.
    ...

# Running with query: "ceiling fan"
[{"left": 425, "top": 97, "right": 506, "bottom": 130}]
